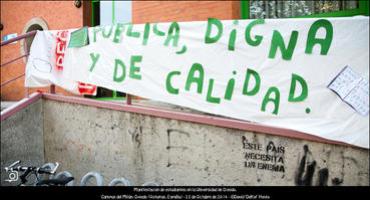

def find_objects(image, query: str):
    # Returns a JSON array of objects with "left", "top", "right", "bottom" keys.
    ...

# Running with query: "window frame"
[
  {"left": 91, "top": 0, "right": 127, "bottom": 101},
  {"left": 240, "top": 0, "right": 369, "bottom": 19},
  {"left": 91, "top": 0, "right": 100, "bottom": 26}
]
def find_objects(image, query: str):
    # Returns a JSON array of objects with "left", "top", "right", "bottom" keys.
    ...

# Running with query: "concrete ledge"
[
  {"left": 42, "top": 93, "right": 358, "bottom": 149},
  {"left": 1, "top": 92, "right": 42, "bottom": 121}
]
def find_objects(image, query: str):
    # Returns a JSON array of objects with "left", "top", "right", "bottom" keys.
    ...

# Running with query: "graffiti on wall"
[
  {"left": 242, "top": 136, "right": 285, "bottom": 173},
  {"left": 294, "top": 144, "right": 347, "bottom": 186},
  {"left": 166, "top": 129, "right": 190, "bottom": 167},
  {"left": 295, "top": 145, "right": 318, "bottom": 186}
]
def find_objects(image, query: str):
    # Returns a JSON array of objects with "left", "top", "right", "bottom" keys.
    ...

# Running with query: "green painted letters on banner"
[
  {"left": 269, "top": 30, "right": 298, "bottom": 61},
  {"left": 245, "top": 19, "right": 265, "bottom": 46},
  {"left": 113, "top": 59, "right": 126, "bottom": 82},
  {"left": 93, "top": 26, "right": 101, "bottom": 42},
  {"left": 129, "top": 56, "right": 142, "bottom": 80},
  {"left": 224, "top": 71, "right": 236, "bottom": 100},
  {"left": 127, "top": 24, "right": 141, "bottom": 38},
  {"left": 166, "top": 71, "right": 181, "bottom": 95},
  {"left": 305, "top": 19, "right": 333, "bottom": 55},
  {"left": 102, "top": 26, "right": 113, "bottom": 38},
  {"left": 185, "top": 63, "right": 204, "bottom": 94},
  {"left": 261, "top": 87, "right": 280, "bottom": 115},
  {"left": 165, "top": 22, "right": 180, "bottom": 47},
  {"left": 205, "top": 18, "right": 223, "bottom": 44},
  {"left": 142, "top": 23, "right": 150, "bottom": 45},
  {"left": 89, "top": 52, "right": 100, "bottom": 72},
  {"left": 206, "top": 79, "right": 221, "bottom": 104},
  {"left": 288, "top": 73, "right": 308, "bottom": 102},
  {"left": 113, "top": 23, "right": 125, "bottom": 43},
  {"left": 243, "top": 69, "right": 261, "bottom": 96}
]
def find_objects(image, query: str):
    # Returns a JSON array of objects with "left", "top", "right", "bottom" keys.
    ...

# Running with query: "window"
[
  {"left": 100, "top": 1, "right": 131, "bottom": 25},
  {"left": 21, "top": 17, "right": 48, "bottom": 63},
  {"left": 241, "top": 0, "right": 369, "bottom": 19},
  {"left": 92, "top": 0, "right": 132, "bottom": 27},
  {"left": 89, "top": 0, "right": 132, "bottom": 100}
]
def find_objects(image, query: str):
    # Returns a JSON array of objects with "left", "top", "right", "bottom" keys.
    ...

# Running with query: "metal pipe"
[
  {"left": 23, "top": 35, "right": 29, "bottom": 98},
  {"left": 25, "top": 88, "right": 29, "bottom": 98},
  {"left": 0, "top": 30, "right": 37, "bottom": 46},
  {"left": 50, "top": 84, "right": 56, "bottom": 94},
  {"left": 0, "top": 73, "right": 25, "bottom": 87},
  {"left": 0, "top": 30, "right": 37, "bottom": 97},
  {"left": 126, "top": 94, "right": 132, "bottom": 105},
  {"left": 0, "top": 54, "right": 28, "bottom": 67}
]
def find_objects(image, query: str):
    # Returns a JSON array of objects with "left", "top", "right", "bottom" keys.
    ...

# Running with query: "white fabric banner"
[
  {"left": 26, "top": 17, "right": 369, "bottom": 148},
  {"left": 25, "top": 30, "right": 97, "bottom": 95}
]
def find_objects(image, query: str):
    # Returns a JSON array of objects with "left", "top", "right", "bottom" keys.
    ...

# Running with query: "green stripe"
[
  {"left": 240, "top": 0, "right": 250, "bottom": 19},
  {"left": 112, "top": 0, "right": 116, "bottom": 24},
  {"left": 359, "top": 0, "right": 369, "bottom": 16},
  {"left": 112, "top": 0, "right": 117, "bottom": 97},
  {"left": 94, "top": 97, "right": 126, "bottom": 101}
]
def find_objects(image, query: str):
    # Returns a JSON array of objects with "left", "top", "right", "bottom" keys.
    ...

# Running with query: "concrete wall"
[
  {"left": 0, "top": 100, "right": 44, "bottom": 186},
  {"left": 43, "top": 100, "right": 369, "bottom": 186}
]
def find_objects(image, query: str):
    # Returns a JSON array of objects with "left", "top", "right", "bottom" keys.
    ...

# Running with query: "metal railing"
[
  {"left": 1, "top": 30, "right": 36, "bottom": 98},
  {"left": 0, "top": 30, "right": 132, "bottom": 104}
]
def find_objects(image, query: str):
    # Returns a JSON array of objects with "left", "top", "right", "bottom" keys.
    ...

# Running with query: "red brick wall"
[
  {"left": 132, "top": 1, "right": 240, "bottom": 24},
  {"left": 1, "top": 1, "right": 84, "bottom": 101}
]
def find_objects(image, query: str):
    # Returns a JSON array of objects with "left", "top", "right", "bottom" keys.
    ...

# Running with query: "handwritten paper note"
[{"left": 328, "top": 66, "right": 369, "bottom": 116}]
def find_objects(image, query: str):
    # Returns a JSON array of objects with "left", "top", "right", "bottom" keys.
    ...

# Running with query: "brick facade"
[
  {"left": 133, "top": 1, "right": 240, "bottom": 23},
  {"left": 1, "top": 1, "right": 84, "bottom": 100}
]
